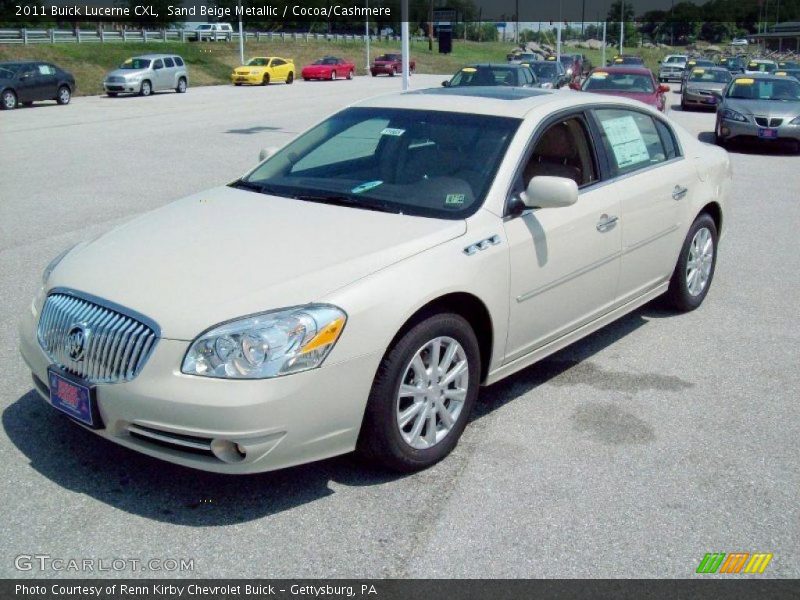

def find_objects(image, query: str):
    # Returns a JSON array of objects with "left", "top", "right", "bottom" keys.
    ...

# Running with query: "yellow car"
[{"left": 231, "top": 57, "right": 295, "bottom": 86}]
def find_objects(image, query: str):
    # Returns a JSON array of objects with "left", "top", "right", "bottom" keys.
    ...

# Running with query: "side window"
[
  {"left": 654, "top": 119, "right": 680, "bottom": 160},
  {"left": 174, "top": 57, "right": 184, "bottom": 66},
  {"left": 522, "top": 116, "right": 598, "bottom": 188},
  {"left": 38, "top": 64, "right": 56, "bottom": 76},
  {"left": 272, "top": 59, "right": 285, "bottom": 67},
  {"left": 153, "top": 59, "right": 163, "bottom": 69},
  {"left": 594, "top": 108, "right": 667, "bottom": 177},
  {"left": 164, "top": 57, "right": 175, "bottom": 68}
]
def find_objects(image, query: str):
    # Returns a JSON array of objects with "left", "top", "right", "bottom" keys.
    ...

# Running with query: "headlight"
[
  {"left": 790, "top": 116, "right": 800, "bottom": 125},
  {"left": 182, "top": 305, "right": 347, "bottom": 379},
  {"left": 566, "top": 68, "right": 573, "bottom": 75},
  {"left": 42, "top": 244, "right": 76, "bottom": 285},
  {"left": 722, "top": 108, "right": 748, "bottom": 122}
]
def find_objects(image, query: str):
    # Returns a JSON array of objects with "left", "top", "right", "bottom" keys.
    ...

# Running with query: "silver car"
[
  {"left": 103, "top": 54, "right": 188, "bottom": 97},
  {"left": 715, "top": 73, "right": 800, "bottom": 150},
  {"left": 658, "top": 54, "right": 688, "bottom": 82},
  {"left": 681, "top": 67, "right": 731, "bottom": 110}
]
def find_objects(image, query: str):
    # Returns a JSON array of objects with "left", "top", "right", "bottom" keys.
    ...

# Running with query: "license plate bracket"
[{"left": 47, "top": 367, "right": 103, "bottom": 429}]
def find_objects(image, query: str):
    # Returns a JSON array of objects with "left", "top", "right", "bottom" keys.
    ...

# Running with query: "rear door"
[
  {"left": 151, "top": 58, "right": 167, "bottom": 90},
  {"left": 35, "top": 63, "right": 59, "bottom": 99},
  {"left": 590, "top": 107, "right": 688, "bottom": 304},
  {"left": 163, "top": 56, "right": 176, "bottom": 88},
  {"left": 15, "top": 64, "right": 39, "bottom": 102}
]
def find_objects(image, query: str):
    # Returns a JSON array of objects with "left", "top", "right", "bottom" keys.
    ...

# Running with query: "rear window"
[
  {"left": 173, "top": 57, "right": 184, "bottom": 66},
  {"left": 164, "top": 57, "right": 175, "bottom": 68}
]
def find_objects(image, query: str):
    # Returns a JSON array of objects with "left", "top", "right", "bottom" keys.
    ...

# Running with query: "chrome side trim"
[
  {"left": 516, "top": 251, "right": 621, "bottom": 303},
  {"left": 623, "top": 224, "right": 680, "bottom": 253}
]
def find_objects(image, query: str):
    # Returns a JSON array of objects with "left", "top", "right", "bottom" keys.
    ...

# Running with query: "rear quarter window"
[
  {"left": 594, "top": 108, "right": 670, "bottom": 176},
  {"left": 164, "top": 57, "right": 175, "bottom": 68},
  {"left": 173, "top": 57, "right": 184, "bottom": 66}
]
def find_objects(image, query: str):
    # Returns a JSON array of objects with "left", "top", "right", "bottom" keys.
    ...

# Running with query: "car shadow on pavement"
[
  {"left": 697, "top": 131, "right": 799, "bottom": 155},
  {"left": 4, "top": 301, "right": 675, "bottom": 526},
  {"left": 2, "top": 391, "right": 406, "bottom": 526}
]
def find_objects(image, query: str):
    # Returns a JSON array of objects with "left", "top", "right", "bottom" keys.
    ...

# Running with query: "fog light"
[
  {"left": 210, "top": 439, "right": 247, "bottom": 463},
  {"left": 721, "top": 127, "right": 730, "bottom": 135}
]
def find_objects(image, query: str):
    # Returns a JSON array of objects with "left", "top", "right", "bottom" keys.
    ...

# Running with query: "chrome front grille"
[
  {"left": 755, "top": 117, "right": 783, "bottom": 127},
  {"left": 37, "top": 291, "right": 159, "bottom": 384}
]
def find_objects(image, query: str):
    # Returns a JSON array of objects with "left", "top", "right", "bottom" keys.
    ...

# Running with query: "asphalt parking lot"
[{"left": 1, "top": 76, "right": 798, "bottom": 579}]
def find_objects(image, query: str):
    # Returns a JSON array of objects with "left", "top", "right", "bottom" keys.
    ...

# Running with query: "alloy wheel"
[{"left": 686, "top": 227, "right": 714, "bottom": 296}]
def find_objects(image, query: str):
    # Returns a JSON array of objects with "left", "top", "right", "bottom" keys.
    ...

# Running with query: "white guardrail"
[{"left": 0, "top": 28, "right": 405, "bottom": 44}]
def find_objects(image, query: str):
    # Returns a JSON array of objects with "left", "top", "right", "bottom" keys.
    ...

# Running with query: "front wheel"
[
  {"left": 347, "top": 69, "right": 353, "bottom": 80},
  {"left": 261, "top": 73, "right": 270, "bottom": 86},
  {"left": 665, "top": 213, "right": 718, "bottom": 311},
  {"left": 1, "top": 89, "right": 17, "bottom": 110},
  {"left": 139, "top": 80, "right": 152, "bottom": 97},
  {"left": 56, "top": 85, "right": 71, "bottom": 105},
  {"left": 357, "top": 313, "right": 481, "bottom": 472},
  {"left": 286, "top": 71, "right": 294, "bottom": 84}
]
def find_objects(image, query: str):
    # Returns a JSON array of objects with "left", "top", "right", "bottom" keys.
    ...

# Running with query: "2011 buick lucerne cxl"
[{"left": 19, "top": 87, "right": 731, "bottom": 473}]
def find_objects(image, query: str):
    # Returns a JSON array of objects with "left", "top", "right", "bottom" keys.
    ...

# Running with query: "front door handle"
[
  {"left": 672, "top": 185, "right": 688, "bottom": 200},
  {"left": 596, "top": 214, "right": 619, "bottom": 232}
]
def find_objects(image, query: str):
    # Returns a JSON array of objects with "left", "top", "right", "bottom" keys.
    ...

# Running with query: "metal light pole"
[
  {"left": 557, "top": 0, "right": 562, "bottom": 61},
  {"left": 237, "top": 0, "right": 244, "bottom": 65},
  {"left": 602, "top": 21, "right": 606, "bottom": 66},
  {"left": 365, "top": 0, "right": 370, "bottom": 73},
  {"left": 401, "top": 0, "right": 410, "bottom": 91},
  {"left": 619, "top": 0, "right": 624, "bottom": 53}
]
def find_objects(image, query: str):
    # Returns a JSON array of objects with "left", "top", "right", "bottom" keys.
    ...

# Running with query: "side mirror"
[
  {"left": 658, "top": 84, "right": 671, "bottom": 93},
  {"left": 259, "top": 146, "right": 279, "bottom": 161},
  {"left": 442, "top": 80, "right": 450, "bottom": 87},
  {"left": 522, "top": 176, "right": 578, "bottom": 209},
  {"left": 569, "top": 81, "right": 581, "bottom": 91}
]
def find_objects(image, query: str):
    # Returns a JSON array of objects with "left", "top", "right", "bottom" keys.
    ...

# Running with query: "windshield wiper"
[
  {"left": 291, "top": 193, "right": 400, "bottom": 214},
  {"left": 229, "top": 179, "right": 285, "bottom": 196}
]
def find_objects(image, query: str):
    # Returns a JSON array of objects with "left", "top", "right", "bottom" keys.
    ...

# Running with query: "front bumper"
[
  {"left": 718, "top": 117, "right": 800, "bottom": 142},
  {"left": 231, "top": 73, "right": 262, "bottom": 84},
  {"left": 370, "top": 66, "right": 395, "bottom": 75},
  {"left": 659, "top": 69, "right": 683, "bottom": 81},
  {"left": 682, "top": 90, "right": 719, "bottom": 107},
  {"left": 103, "top": 81, "right": 140, "bottom": 93},
  {"left": 19, "top": 304, "right": 381, "bottom": 474}
]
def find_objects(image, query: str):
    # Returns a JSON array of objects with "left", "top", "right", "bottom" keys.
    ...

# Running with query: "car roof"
[
  {"left": 734, "top": 72, "right": 795, "bottom": 81},
  {"left": 467, "top": 63, "right": 528, "bottom": 69},
  {"left": 131, "top": 54, "right": 181, "bottom": 59},
  {"left": 352, "top": 87, "right": 662, "bottom": 119}
]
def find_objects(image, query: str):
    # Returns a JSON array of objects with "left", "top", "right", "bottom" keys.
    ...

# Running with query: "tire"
[
  {"left": 107, "top": 92, "right": 118, "bottom": 97},
  {"left": 234, "top": 83, "right": 242, "bottom": 86},
  {"left": 286, "top": 71, "right": 294, "bottom": 84},
  {"left": 680, "top": 98, "right": 687, "bottom": 111},
  {"left": 389, "top": 67, "right": 396, "bottom": 77},
  {"left": 356, "top": 313, "right": 481, "bottom": 472},
  {"left": 22, "top": 101, "right": 33, "bottom": 107},
  {"left": 139, "top": 80, "right": 152, "bottom": 97},
  {"left": 303, "top": 77, "right": 310, "bottom": 81},
  {"left": 1, "top": 89, "right": 17, "bottom": 110},
  {"left": 347, "top": 69, "right": 353, "bottom": 80},
  {"left": 331, "top": 70, "right": 337, "bottom": 81},
  {"left": 56, "top": 85, "right": 71, "bottom": 105},
  {"left": 261, "top": 73, "right": 270, "bottom": 86},
  {"left": 371, "top": 71, "right": 377, "bottom": 77},
  {"left": 714, "top": 119, "right": 728, "bottom": 148},
  {"left": 665, "top": 213, "right": 718, "bottom": 312},
  {"left": 176, "top": 77, "right": 187, "bottom": 93}
]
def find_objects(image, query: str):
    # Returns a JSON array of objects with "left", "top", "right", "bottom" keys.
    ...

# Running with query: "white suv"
[
  {"left": 193, "top": 23, "right": 233, "bottom": 42},
  {"left": 658, "top": 54, "right": 689, "bottom": 82}
]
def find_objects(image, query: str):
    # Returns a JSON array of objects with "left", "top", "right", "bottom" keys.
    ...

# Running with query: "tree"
[{"left": 605, "top": 0, "right": 637, "bottom": 47}]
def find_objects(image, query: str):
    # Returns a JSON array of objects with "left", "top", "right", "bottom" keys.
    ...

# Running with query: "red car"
[
  {"left": 574, "top": 66, "right": 670, "bottom": 112},
  {"left": 301, "top": 56, "right": 355, "bottom": 81},
  {"left": 370, "top": 53, "right": 416, "bottom": 77}
]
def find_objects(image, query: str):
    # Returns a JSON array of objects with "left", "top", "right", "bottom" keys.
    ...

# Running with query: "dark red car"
[
  {"left": 370, "top": 53, "right": 416, "bottom": 77},
  {"left": 301, "top": 56, "right": 356, "bottom": 81},
  {"left": 574, "top": 66, "right": 670, "bottom": 112}
]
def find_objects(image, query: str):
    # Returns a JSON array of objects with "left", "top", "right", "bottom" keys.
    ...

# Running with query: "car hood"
[
  {"left": 584, "top": 89, "right": 658, "bottom": 106},
  {"left": 723, "top": 98, "right": 800, "bottom": 117},
  {"left": 106, "top": 68, "right": 148, "bottom": 79},
  {"left": 50, "top": 186, "right": 466, "bottom": 340},
  {"left": 685, "top": 81, "right": 727, "bottom": 92}
]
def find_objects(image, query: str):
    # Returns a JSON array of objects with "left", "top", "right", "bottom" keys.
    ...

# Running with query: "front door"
[{"left": 503, "top": 114, "right": 622, "bottom": 362}]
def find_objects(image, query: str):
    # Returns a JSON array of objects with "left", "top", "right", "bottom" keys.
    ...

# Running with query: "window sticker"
[
  {"left": 601, "top": 115, "right": 650, "bottom": 169},
  {"left": 591, "top": 71, "right": 608, "bottom": 79},
  {"left": 444, "top": 193, "right": 466, "bottom": 207},
  {"left": 461, "top": 67, "right": 477, "bottom": 73},
  {"left": 737, "top": 78, "right": 754, "bottom": 85},
  {"left": 38, "top": 65, "right": 49, "bottom": 75},
  {"left": 351, "top": 180, "right": 383, "bottom": 194},
  {"left": 381, "top": 127, "right": 406, "bottom": 137}
]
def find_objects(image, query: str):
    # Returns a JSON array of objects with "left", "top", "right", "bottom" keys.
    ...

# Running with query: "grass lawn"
[{"left": 0, "top": 38, "right": 669, "bottom": 96}]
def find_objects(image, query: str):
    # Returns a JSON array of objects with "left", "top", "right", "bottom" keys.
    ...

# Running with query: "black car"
[
  {"left": 719, "top": 56, "right": 747, "bottom": 74},
  {"left": 609, "top": 55, "right": 645, "bottom": 66},
  {"left": 529, "top": 60, "right": 570, "bottom": 89},
  {"left": 0, "top": 61, "right": 75, "bottom": 110},
  {"left": 442, "top": 64, "right": 538, "bottom": 88}
]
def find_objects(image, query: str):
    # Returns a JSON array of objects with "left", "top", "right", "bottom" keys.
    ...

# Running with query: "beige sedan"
[{"left": 19, "top": 88, "right": 731, "bottom": 473}]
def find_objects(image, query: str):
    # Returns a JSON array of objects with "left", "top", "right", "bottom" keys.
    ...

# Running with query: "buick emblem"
[{"left": 66, "top": 324, "right": 88, "bottom": 362}]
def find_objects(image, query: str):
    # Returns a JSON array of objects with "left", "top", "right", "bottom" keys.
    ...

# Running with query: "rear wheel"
[
  {"left": 714, "top": 119, "right": 728, "bottom": 148},
  {"left": 665, "top": 213, "right": 718, "bottom": 312},
  {"left": 261, "top": 73, "right": 270, "bottom": 86},
  {"left": 1, "top": 89, "right": 17, "bottom": 110},
  {"left": 139, "top": 80, "right": 152, "bottom": 97},
  {"left": 176, "top": 77, "right": 187, "bottom": 93},
  {"left": 390, "top": 67, "right": 396, "bottom": 77},
  {"left": 357, "top": 313, "right": 480, "bottom": 472},
  {"left": 56, "top": 85, "right": 71, "bottom": 105},
  {"left": 331, "top": 70, "right": 337, "bottom": 81},
  {"left": 347, "top": 69, "right": 353, "bottom": 80}
]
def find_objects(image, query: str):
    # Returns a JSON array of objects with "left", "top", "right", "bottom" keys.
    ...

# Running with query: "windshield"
[
  {"left": 747, "top": 62, "right": 777, "bottom": 73},
  {"left": 246, "top": 58, "right": 269, "bottom": 66},
  {"left": 531, "top": 63, "right": 558, "bottom": 77},
  {"left": 778, "top": 61, "right": 800, "bottom": 69},
  {"left": 688, "top": 69, "right": 731, "bottom": 83},
  {"left": 666, "top": 56, "right": 687, "bottom": 63},
  {"left": 615, "top": 56, "right": 643, "bottom": 65},
  {"left": 516, "top": 54, "right": 537, "bottom": 61},
  {"left": 0, "top": 63, "right": 21, "bottom": 78},
  {"left": 727, "top": 78, "right": 800, "bottom": 100},
  {"left": 449, "top": 66, "right": 519, "bottom": 87},
  {"left": 377, "top": 54, "right": 399, "bottom": 61},
  {"left": 119, "top": 58, "right": 151, "bottom": 70},
  {"left": 240, "top": 107, "right": 520, "bottom": 219},
  {"left": 583, "top": 71, "right": 654, "bottom": 93},
  {"left": 314, "top": 58, "right": 339, "bottom": 65}
]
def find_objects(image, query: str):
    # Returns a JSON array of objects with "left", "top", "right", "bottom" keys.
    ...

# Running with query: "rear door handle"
[
  {"left": 596, "top": 214, "right": 619, "bottom": 232},
  {"left": 672, "top": 185, "right": 688, "bottom": 200}
]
